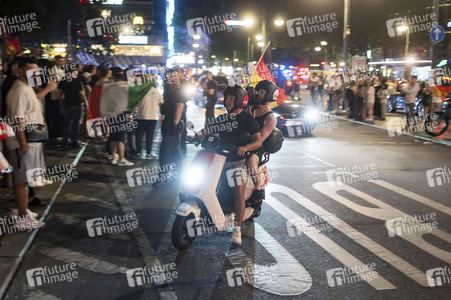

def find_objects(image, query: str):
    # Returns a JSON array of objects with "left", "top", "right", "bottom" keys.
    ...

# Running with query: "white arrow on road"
[{"left": 227, "top": 223, "right": 313, "bottom": 296}]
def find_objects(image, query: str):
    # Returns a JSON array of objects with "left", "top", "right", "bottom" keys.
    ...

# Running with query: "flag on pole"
[
  {"left": 249, "top": 41, "right": 288, "bottom": 108},
  {"left": 88, "top": 81, "right": 152, "bottom": 119}
]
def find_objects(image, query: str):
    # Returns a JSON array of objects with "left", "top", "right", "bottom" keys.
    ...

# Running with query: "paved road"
[{"left": 3, "top": 100, "right": 451, "bottom": 300}]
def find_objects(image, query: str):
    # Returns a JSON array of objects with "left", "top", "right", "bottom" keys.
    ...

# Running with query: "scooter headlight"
[{"left": 183, "top": 163, "right": 208, "bottom": 188}]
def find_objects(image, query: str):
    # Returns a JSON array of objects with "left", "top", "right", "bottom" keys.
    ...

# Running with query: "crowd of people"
[
  {"left": 0, "top": 55, "right": 189, "bottom": 231},
  {"left": 304, "top": 71, "right": 445, "bottom": 130}
]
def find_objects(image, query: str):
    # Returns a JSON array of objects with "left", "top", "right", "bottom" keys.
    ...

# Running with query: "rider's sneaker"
[{"left": 232, "top": 227, "right": 242, "bottom": 244}]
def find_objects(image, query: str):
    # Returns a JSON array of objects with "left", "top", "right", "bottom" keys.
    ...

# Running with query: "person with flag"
[
  {"left": 88, "top": 67, "right": 155, "bottom": 166},
  {"left": 246, "top": 80, "right": 278, "bottom": 209}
]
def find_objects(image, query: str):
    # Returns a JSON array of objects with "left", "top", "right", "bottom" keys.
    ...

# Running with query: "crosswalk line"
[
  {"left": 314, "top": 181, "right": 451, "bottom": 265},
  {"left": 370, "top": 180, "right": 451, "bottom": 216},
  {"left": 265, "top": 185, "right": 397, "bottom": 290}
]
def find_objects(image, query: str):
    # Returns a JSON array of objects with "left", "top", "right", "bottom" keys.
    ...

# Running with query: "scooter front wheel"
[{"left": 172, "top": 214, "right": 196, "bottom": 250}]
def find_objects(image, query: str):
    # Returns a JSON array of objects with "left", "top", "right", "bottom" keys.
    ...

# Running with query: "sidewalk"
[
  {"left": 331, "top": 110, "right": 451, "bottom": 146},
  {"left": 0, "top": 140, "right": 88, "bottom": 298}
]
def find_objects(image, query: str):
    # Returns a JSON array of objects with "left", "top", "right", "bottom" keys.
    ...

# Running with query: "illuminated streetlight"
[
  {"left": 397, "top": 25, "right": 408, "bottom": 32},
  {"left": 193, "top": 43, "right": 199, "bottom": 48},
  {"left": 244, "top": 18, "right": 254, "bottom": 28},
  {"left": 234, "top": 58, "right": 239, "bottom": 62},
  {"left": 198, "top": 55, "right": 203, "bottom": 58},
  {"left": 320, "top": 41, "right": 328, "bottom": 46},
  {"left": 211, "top": 55, "right": 216, "bottom": 58},
  {"left": 193, "top": 34, "right": 201, "bottom": 40},
  {"left": 189, "top": 52, "right": 195, "bottom": 55},
  {"left": 315, "top": 47, "right": 321, "bottom": 51},
  {"left": 255, "top": 34, "right": 263, "bottom": 41},
  {"left": 257, "top": 41, "right": 265, "bottom": 47},
  {"left": 225, "top": 57, "right": 229, "bottom": 61},
  {"left": 274, "top": 19, "right": 284, "bottom": 26}
]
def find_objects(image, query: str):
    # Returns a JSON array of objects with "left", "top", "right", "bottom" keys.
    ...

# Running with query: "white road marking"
[
  {"left": 313, "top": 181, "right": 451, "bottom": 276},
  {"left": 284, "top": 146, "right": 336, "bottom": 167},
  {"left": 227, "top": 223, "right": 313, "bottom": 295},
  {"left": 370, "top": 180, "right": 451, "bottom": 216},
  {"left": 265, "top": 184, "right": 396, "bottom": 290},
  {"left": 39, "top": 246, "right": 127, "bottom": 274}
]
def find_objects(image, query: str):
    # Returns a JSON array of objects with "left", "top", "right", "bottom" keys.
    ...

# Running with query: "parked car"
[
  {"left": 272, "top": 100, "right": 319, "bottom": 136},
  {"left": 386, "top": 93, "right": 424, "bottom": 116}
]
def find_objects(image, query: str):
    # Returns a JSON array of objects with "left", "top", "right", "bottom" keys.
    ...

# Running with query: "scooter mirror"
[{"left": 186, "top": 121, "right": 195, "bottom": 132}]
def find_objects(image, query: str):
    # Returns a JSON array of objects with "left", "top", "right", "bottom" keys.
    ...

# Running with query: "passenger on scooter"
[
  {"left": 246, "top": 80, "right": 278, "bottom": 208},
  {"left": 190, "top": 85, "right": 262, "bottom": 244}
]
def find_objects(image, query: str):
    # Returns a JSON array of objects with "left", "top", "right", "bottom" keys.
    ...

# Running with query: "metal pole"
[
  {"left": 431, "top": 0, "right": 440, "bottom": 67},
  {"left": 67, "top": 20, "right": 71, "bottom": 61},
  {"left": 247, "top": 32, "right": 251, "bottom": 62},
  {"left": 343, "top": 0, "right": 350, "bottom": 74}
]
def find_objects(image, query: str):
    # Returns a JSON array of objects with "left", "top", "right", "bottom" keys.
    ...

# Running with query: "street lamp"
[
  {"left": 274, "top": 19, "right": 284, "bottom": 26},
  {"left": 315, "top": 47, "right": 321, "bottom": 52},
  {"left": 192, "top": 43, "right": 199, "bottom": 48},
  {"left": 211, "top": 55, "right": 216, "bottom": 58},
  {"left": 320, "top": 41, "right": 328, "bottom": 46},
  {"left": 257, "top": 41, "right": 265, "bottom": 47},
  {"left": 193, "top": 34, "right": 201, "bottom": 40},
  {"left": 397, "top": 25, "right": 410, "bottom": 78},
  {"left": 234, "top": 58, "right": 239, "bottom": 62},
  {"left": 255, "top": 34, "right": 263, "bottom": 41}
]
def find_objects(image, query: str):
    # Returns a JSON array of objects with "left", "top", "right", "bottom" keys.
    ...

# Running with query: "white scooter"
[{"left": 171, "top": 122, "right": 270, "bottom": 250}]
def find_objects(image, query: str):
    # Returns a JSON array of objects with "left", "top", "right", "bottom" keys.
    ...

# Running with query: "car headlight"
[
  {"left": 182, "top": 163, "right": 208, "bottom": 188},
  {"left": 304, "top": 109, "right": 319, "bottom": 122}
]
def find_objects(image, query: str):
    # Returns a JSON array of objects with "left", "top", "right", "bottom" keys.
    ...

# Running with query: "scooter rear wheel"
[{"left": 172, "top": 214, "right": 196, "bottom": 250}]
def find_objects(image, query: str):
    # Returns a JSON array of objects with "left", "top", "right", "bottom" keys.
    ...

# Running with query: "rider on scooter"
[
  {"left": 246, "top": 80, "right": 278, "bottom": 209},
  {"left": 191, "top": 85, "right": 262, "bottom": 244}
]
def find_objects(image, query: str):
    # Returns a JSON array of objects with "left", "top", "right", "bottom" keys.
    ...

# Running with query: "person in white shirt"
[
  {"left": 4, "top": 57, "right": 50, "bottom": 230},
  {"left": 308, "top": 72, "right": 320, "bottom": 106},
  {"left": 135, "top": 82, "right": 163, "bottom": 160},
  {"left": 400, "top": 76, "right": 420, "bottom": 130},
  {"left": 366, "top": 80, "right": 376, "bottom": 122}
]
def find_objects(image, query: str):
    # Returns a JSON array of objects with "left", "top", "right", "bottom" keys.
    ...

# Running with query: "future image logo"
[
  {"left": 286, "top": 13, "right": 339, "bottom": 37},
  {"left": 186, "top": 13, "right": 237, "bottom": 37},
  {"left": 426, "top": 266, "right": 451, "bottom": 287},
  {"left": 426, "top": 166, "right": 451, "bottom": 187},
  {"left": 86, "top": 13, "right": 136, "bottom": 37},
  {"left": 386, "top": 13, "right": 437, "bottom": 37}
]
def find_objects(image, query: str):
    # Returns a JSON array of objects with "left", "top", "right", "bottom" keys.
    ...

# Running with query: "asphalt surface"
[{"left": 2, "top": 96, "right": 451, "bottom": 300}]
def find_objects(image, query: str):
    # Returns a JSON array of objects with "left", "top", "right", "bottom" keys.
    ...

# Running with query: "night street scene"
[{"left": 0, "top": 0, "right": 450, "bottom": 299}]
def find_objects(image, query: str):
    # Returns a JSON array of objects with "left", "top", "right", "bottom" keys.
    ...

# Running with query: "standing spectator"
[
  {"left": 308, "top": 72, "right": 320, "bottom": 106},
  {"left": 107, "top": 67, "right": 134, "bottom": 167},
  {"left": 318, "top": 73, "right": 325, "bottom": 106},
  {"left": 204, "top": 71, "right": 217, "bottom": 120},
  {"left": 329, "top": 75, "right": 342, "bottom": 113},
  {"left": 96, "top": 68, "right": 112, "bottom": 85},
  {"left": 378, "top": 82, "right": 389, "bottom": 121},
  {"left": 373, "top": 78, "right": 382, "bottom": 119},
  {"left": 345, "top": 81, "right": 356, "bottom": 119},
  {"left": 400, "top": 76, "right": 420, "bottom": 130},
  {"left": 430, "top": 84, "right": 446, "bottom": 113},
  {"left": 292, "top": 78, "right": 301, "bottom": 101},
  {"left": 3, "top": 57, "right": 46, "bottom": 229},
  {"left": 135, "top": 80, "right": 163, "bottom": 160},
  {"left": 421, "top": 81, "right": 432, "bottom": 116},
  {"left": 58, "top": 64, "right": 86, "bottom": 148},
  {"left": 366, "top": 80, "right": 375, "bottom": 122},
  {"left": 154, "top": 68, "right": 186, "bottom": 187},
  {"left": 355, "top": 80, "right": 367, "bottom": 121}
]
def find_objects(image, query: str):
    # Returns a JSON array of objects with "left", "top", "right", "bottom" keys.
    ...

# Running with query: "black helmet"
[
  {"left": 223, "top": 85, "right": 249, "bottom": 110},
  {"left": 255, "top": 80, "right": 279, "bottom": 102},
  {"left": 263, "top": 127, "right": 284, "bottom": 153}
]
